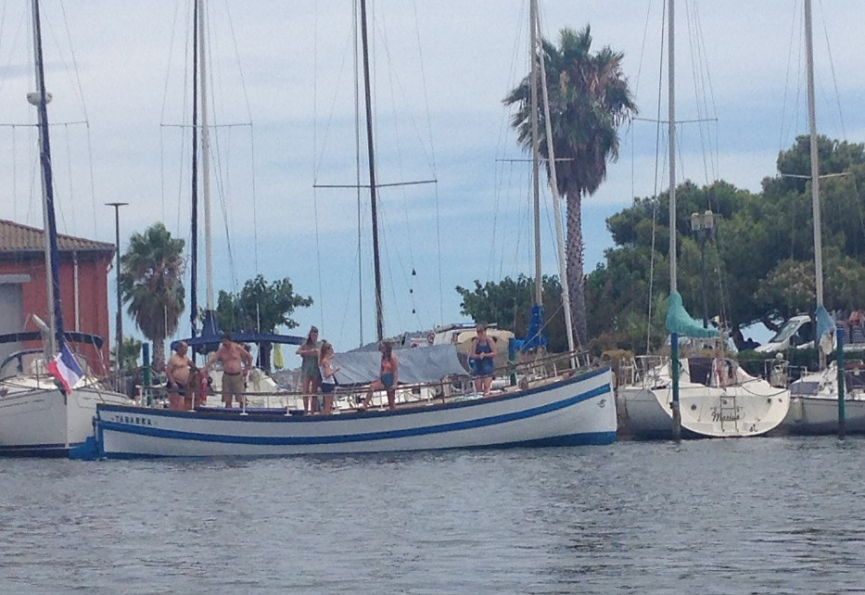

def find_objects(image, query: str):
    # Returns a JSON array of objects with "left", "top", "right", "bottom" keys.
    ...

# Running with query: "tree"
[
  {"left": 504, "top": 26, "right": 637, "bottom": 348},
  {"left": 456, "top": 275, "right": 568, "bottom": 353},
  {"left": 110, "top": 336, "right": 143, "bottom": 375},
  {"left": 215, "top": 275, "right": 313, "bottom": 371},
  {"left": 120, "top": 223, "right": 185, "bottom": 373}
]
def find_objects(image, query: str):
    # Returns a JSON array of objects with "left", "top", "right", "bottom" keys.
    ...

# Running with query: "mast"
[
  {"left": 536, "top": 9, "right": 576, "bottom": 352},
  {"left": 359, "top": 0, "right": 384, "bottom": 343},
  {"left": 190, "top": 0, "right": 200, "bottom": 338},
  {"left": 804, "top": 0, "right": 824, "bottom": 308},
  {"left": 354, "top": 0, "right": 364, "bottom": 348},
  {"left": 198, "top": 0, "right": 215, "bottom": 314},
  {"left": 30, "top": 0, "right": 64, "bottom": 354},
  {"left": 667, "top": 0, "right": 682, "bottom": 441},
  {"left": 530, "top": 0, "right": 542, "bottom": 307}
]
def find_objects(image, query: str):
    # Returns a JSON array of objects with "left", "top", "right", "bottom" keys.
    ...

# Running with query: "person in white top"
[{"left": 318, "top": 341, "right": 340, "bottom": 415}]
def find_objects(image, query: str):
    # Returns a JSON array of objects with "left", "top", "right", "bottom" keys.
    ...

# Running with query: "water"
[{"left": 2, "top": 437, "right": 865, "bottom": 594}]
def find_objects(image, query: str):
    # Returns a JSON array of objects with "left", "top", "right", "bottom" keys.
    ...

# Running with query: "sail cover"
[
  {"left": 665, "top": 291, "right": 719, "bottom": 339},
  {"left": 333, "top": 344, "right": 467, "bottom": 385}
]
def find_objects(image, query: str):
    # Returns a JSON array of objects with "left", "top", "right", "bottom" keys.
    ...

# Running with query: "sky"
[{"left": 2, "top": 0, "right": 864, "bottom": 362}]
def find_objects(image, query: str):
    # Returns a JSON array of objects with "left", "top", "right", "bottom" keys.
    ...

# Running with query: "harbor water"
[{"left": 2, "top": 436, "right": 865, "bottom": 594}]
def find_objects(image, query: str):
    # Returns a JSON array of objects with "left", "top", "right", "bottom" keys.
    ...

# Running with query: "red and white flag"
[{"left": 47, "top": 343, "right": 85, "bottom": 394}]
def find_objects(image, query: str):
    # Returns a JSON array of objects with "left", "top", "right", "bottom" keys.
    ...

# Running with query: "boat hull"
[
  {"left": 781, "top": 395, "right": 865, "bottom": 435},
  {"left": 94, "top": 368, "right": 616, "bottom": 458},
  {"left": 0, "top": 384, "right": 129, "bottom": 457},
  {"left": 619, "top": 383, "right": 790, "bottom": 439}
]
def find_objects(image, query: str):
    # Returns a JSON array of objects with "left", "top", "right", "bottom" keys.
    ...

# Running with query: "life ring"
[{"left": 427, "top": 331, "right": 435, "bottom": 345}]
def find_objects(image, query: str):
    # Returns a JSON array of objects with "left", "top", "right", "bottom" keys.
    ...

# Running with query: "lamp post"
[
  {"left": 690, "top": 210, "right": 715, "bottom": 329},
  {"left": 106, "top": 202, "right": 128, "bottom": 391}
]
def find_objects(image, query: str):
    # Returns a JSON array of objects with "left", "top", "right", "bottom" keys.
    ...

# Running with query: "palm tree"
[
  {"left": 504, "top": 26, "right": 636, "bottom": 347},
  {"left": 120, "top": 222, "right": 185, "bottom": 373}
]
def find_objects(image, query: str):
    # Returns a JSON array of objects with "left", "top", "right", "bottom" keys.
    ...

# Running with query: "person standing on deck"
[
  {"left": 318, "top": 341, "right": 340, "bottom": 415},
  {"left": 362, "top": 342, "right": 398, "bottom": 410},
  {"left": 470, "top": 323, "right": 496, "bottom": 396},
  {"left": 166, "top": 341, "right": 193, "bottom": 410},
  {"left": 296, "top": 326, "right": 321, "bottom": 413},
  {"left": 204, "top": 333, "right": 253, "bottom": 409}
]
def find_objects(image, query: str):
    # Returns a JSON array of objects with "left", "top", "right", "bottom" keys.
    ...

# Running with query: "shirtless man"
[
  {"left": 166, "top": 342, "right": 194, "bottom": 410},
  {"left": 204, "top": 333, "right": 253, "bottom": 409}
]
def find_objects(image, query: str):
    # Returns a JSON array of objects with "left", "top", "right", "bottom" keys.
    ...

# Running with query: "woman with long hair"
[{"left": 296, "top": 326, "right": 320, "bottom": 413}]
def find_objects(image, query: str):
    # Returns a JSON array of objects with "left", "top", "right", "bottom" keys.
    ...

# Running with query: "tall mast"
[
  {"left": 190, "top": 0, "right": 200, "bottom": 337},
  {"left": 667, "top": 0, "right": 677, "bottom": 294},
  {"left": 359, "top": 0, "right": 384, "bottom": 343},
  {"left": 354, "top": 0, "right": 364, "bottom": 348},
  {"left": 536, "top": 8, "right": 576, "bottom": 352},
  {"left": 530, "top": 0, "right": 542, "bottom": 307},
  {"left": 804, "top": 0, "right": 826, "bottom": 369},
  {"left": 30, "top": 0, "right": 64, "bottom": 354},
  {"left": 804, "top": 0, "right": 823, "bottom": 307},
  {"left": 198, "top": 0, "right": 214, "bottom": 313}
]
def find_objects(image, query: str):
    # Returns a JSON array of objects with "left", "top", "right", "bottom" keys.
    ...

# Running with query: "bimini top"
[{"left": 0, "top": 330, "right": 104, "bottom": 348}]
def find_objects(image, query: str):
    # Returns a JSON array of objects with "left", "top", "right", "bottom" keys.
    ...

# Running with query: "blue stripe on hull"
[{"left": 98, "top": 384, "right": 612, "bottom": 448}]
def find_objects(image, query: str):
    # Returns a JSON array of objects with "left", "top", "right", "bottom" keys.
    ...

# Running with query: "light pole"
[
  {"left": 690, "top": 210, "right": 715, "bottom": 329},
  {"left": 106, "top": 202, "right": 128, "bottom": 391}
]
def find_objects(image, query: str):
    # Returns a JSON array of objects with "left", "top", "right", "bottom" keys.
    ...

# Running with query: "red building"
[{"left": 0, "top": 219, "right": 115, "bottom": 375}]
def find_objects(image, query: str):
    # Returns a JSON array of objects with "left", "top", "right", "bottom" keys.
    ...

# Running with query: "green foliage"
[
  {"left": 583, "top": 135, "right": 865, "bottom": 354},
  {"left": 455, "top": 275, "right": 568, "bottom": 352},
  {"left": 110, "top": 336, "right": 142, "bottom": 374},
  {"left": 215, "top": 274, "right": 313, "bottom": 334},
  {"left": 120, "top": 222, "right": 185, "bottom": 372}
]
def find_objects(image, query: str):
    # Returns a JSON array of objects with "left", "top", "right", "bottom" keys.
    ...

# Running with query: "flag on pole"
[{"left": 47, "top": 343, "right": 84, "bottom": 394}]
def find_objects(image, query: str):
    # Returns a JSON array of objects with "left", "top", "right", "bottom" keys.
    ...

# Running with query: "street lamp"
[
  {"left": 106, "top": 202, "right": 128, "bottom": 391},
  {"left": 690, "top": 209, "right": 715, "bottom": 329}
]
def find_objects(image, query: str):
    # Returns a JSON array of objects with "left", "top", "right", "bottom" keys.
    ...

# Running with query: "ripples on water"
[{"left": 2, "top": 437, "right": 865, "bottom": 594}]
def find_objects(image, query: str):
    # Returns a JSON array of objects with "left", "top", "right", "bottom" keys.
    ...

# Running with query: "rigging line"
[
  {"left": 354, "top": 0, "right": 364, "bottom": 347},
  {"left": 693, "top": 3, "right": 720, "bottom": 181},
  {"left": 221, "top": 0, "right": 259, "bottom": 275},
  {"left": 817, "top": 0, "right": 846, "bottom": 140},
  {"left": 313, "top": 0, "right": 326, "bottom": 333},
  {"left": 684, "top": 0, "right": 710, "bottom": 185},
  {"left": 411, "top": 0, "right": 443, "bottom": 323},
  {"left": 0, "top": 5, "right": 26, "bottom": 101},
  {"left": 646, "top": 2, "right": 666, "bottom": 355},
  {"left": 778, "top": 6, "right": 798, "bottom": 154},
  {"left": 63, "top": 124, "right": 75, "bottom": 232},
  {"left": 57, "top": 0, "right": 86, "bottom": 115},
  {"left": 11, "top": 126, "right": 16, "bottom": 222}
]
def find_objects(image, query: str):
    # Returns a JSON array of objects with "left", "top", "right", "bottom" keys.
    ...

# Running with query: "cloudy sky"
[{"left": 1, "top": 0, "right": 863, "bottom": 358}]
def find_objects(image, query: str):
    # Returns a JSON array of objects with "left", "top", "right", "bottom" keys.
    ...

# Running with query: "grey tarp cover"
[{"left": 332, "top": 344, "right": 468, "bottom": 385}]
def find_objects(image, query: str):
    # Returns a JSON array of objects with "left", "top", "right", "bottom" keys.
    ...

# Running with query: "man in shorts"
[
  {"left": 166, "top": 341, "right": 193, "bottom": 410},
  {"left": 204, "top": 333, "right": 253, "bottom": 409}
]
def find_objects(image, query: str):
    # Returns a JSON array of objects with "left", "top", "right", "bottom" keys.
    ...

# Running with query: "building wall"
[{"left": 0, "top": 251, "right": 113, "bottom": 376}]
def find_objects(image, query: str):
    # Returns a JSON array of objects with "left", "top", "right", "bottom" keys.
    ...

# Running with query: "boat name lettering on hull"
[{"left": 110, "top": 415, "right": 153, "bottom": 426}]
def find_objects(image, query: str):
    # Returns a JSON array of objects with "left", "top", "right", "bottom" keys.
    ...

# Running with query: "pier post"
[
  {"left": 671, "top": 332, "right": 681, "bottom": 442},
  {"left": 837, "top": 328, "right": 845, "bottom": 440}
]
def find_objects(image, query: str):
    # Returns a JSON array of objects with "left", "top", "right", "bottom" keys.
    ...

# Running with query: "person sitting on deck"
[
  {"left": 204, "top": 333, "right": 253, "bottom": 409},
  {"left": 361, "top": 341, "right": 398, "bottom": 410}
]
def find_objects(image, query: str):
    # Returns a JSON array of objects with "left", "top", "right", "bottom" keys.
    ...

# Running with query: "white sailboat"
[
  {"left": 617, "top": 0, "right": 789, "bottom": 439},
  {"left": 780, "top": 0, "right": 865, "bottom": 435},
  {"left": 86, "top": 0, "right": 616, "bottom": 458},
  {"left": 0, "top": 0, "right": 128, "bottom": 457}
]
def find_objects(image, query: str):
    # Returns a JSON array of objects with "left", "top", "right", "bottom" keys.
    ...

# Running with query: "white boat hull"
[
  {"left": 618, "top": 359, "right": 790, "bottom": 439},
  {"left": 93, "top": 368, "right": 616, "bottom": 458},
  {"left": 782, "top": 395, "right": 865, "bottom": 434},
  {"left": 0, "top": 383, "right": 129, "bottom": 457}
]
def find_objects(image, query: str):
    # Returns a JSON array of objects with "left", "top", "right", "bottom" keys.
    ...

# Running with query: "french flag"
[{"left": 47, "top": 343, "right": 84, "bottom": 394}]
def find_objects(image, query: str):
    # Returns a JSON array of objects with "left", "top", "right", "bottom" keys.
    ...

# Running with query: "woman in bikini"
[{"left": 362, "top": 341, "right": 398, "bottom": 410}]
